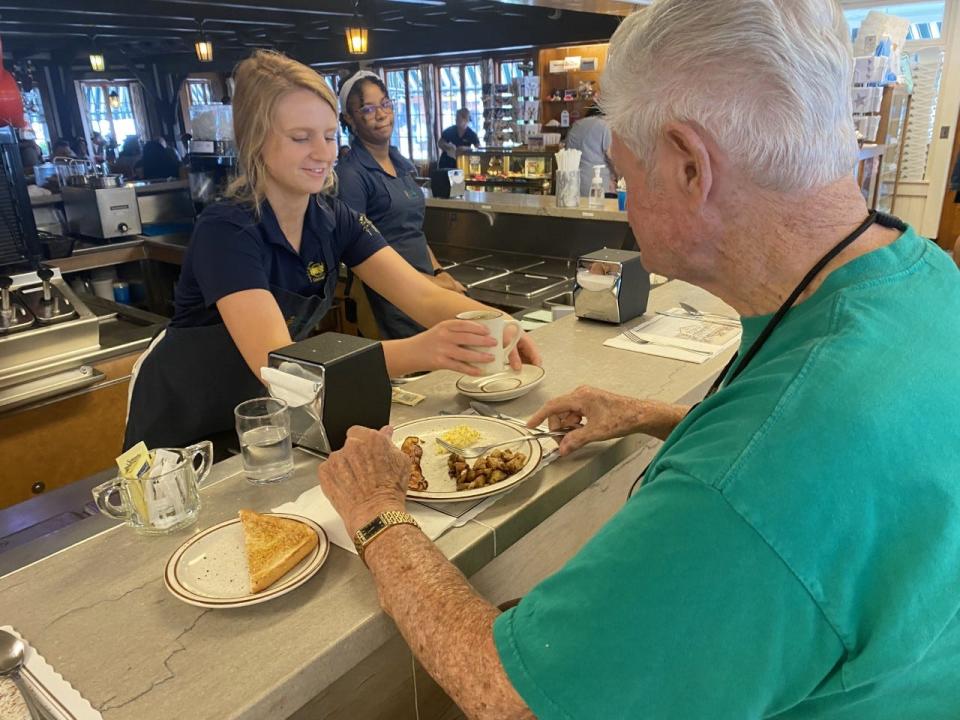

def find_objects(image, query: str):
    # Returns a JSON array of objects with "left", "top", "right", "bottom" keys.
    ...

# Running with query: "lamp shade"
[
  {"left": 108, "top": 90, "right": 120, "bottom": 109},
  {"left": 345, "top": 26, "right": 368, "bottom": 55},
  {"left": 89, "top": 53, "right": 105, "bottom": 72},
  {"left": 195, "top": 39, "right": 214, "bottom": 63}
]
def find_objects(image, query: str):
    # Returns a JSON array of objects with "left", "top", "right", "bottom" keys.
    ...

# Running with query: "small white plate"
[
  {"left": 456, "top": 364, "right": 546, "bottom": 402},
  {"left": 394, "top": 415, "right": 543, "bottom": 503},
  {"left": 164, "top": 513, "right": 329, "bottom": 609}
]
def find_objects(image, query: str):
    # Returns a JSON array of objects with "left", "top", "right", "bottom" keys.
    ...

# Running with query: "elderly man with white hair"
[{"left": 318, "top": 0, "right": 960, "bottom": 717}]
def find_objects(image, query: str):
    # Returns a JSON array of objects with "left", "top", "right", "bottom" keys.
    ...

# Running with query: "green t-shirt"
[{"left": 494, "top": 226, "right": 960, "bottom": 718}]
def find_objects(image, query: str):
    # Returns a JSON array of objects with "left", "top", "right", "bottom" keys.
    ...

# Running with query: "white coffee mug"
[{"left": 457, "top": 310, "right": 522, "bottom": 376}]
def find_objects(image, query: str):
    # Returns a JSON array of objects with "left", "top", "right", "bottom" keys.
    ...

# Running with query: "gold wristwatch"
[{"left": 353, "top": 510, "right": 419, "bottom": 562}]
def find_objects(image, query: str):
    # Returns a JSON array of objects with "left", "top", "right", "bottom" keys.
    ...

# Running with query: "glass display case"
[{"left": 456, "top": 148, "right": 555, "bottom": 194}]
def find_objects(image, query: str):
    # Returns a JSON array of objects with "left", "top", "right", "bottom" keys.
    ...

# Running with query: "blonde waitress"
[{"left": 125, "top": 51, "right": 539, "bottom": 450}]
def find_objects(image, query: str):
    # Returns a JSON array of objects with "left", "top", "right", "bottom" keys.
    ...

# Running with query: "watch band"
[
  {"left": 432, "top": 267, "right": 445, "bottom": 276},
  {"left": 353, "top": 510, "right": 419, "bottom": 563}
]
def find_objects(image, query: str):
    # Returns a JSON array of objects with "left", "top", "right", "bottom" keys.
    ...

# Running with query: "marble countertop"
[
  {"left": 426, "top": 191, "right": 626, "bottom": 223},
  {"left": 0, "top": 280, "right": 736, "bottom": 719}
]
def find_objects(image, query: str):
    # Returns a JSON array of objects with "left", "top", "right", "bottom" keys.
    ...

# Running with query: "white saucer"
[{"left": 456, "top": 364, "right": 546, "bottom": 402}]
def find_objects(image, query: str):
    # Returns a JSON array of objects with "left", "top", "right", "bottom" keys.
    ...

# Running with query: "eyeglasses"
[{"left": 356, "top": 99, "right": 394, "bottom": 117}]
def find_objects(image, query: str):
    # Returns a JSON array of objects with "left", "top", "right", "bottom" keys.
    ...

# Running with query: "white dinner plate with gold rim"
[
  {"left": 394, "top": 415, "right": 544, "bottom": 503},
  {"left": 455, "top": 364, "right": 546, "bottom": 402},
  {"left": 163, "top": 513, "right": 329, "bottom": 609}
]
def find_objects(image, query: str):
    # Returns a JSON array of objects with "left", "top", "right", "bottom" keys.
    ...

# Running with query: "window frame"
[
  {"left": 438, "top": 61, "right": 485, "bottom": 146},
  {"left": 78, "top": 80, "right": 146, "bottom": 150},
  {"left": 381, "top": 65, "right": 430, "bottom": 163}
]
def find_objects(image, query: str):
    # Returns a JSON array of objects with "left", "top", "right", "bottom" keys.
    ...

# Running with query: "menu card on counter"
[{"left": 604, "top": 309, "right": 741, "bottom": 363}]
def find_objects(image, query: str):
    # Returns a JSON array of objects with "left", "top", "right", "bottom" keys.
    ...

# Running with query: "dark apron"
[
  {"left": 124, "top": 253, "right": 338, "bottom": 452},
  {"left": 363, "top": 170, "right": 433, "bottom": 340}
]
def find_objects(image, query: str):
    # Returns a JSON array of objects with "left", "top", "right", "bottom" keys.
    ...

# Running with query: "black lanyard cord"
[{"left": 627, "top": 210, "right": 907, "bottom": 499}]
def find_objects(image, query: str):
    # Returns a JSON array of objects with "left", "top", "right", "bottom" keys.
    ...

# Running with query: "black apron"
[{"left": 123, "top": 246, "right": 339, "bottom": 452}]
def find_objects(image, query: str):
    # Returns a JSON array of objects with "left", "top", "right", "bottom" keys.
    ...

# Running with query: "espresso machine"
[{"left": 0, "top": 126, "right": 102, "bottom": 411}]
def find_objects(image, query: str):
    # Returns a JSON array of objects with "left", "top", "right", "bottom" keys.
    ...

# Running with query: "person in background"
[
  {"left": 18, "top": 137, "right": 43, "bottom": 169},
  {"left": 90, "top": 131, "right": 106, "bottom": 162},
  {"left": 113, "top": 136, "right": 142, "bottom": 179},
  {"left": 337, "top": 71, "right": 466, "bottom": 341},
  {"left": 71, "top": 137, "right": 90, "bottom": 161},
  {"left": 437, "top": 108, "right": 480, "bottom": 171},
  {"left": 124, "top": 51, "right": 539, "bottom": 451},
  {"left": 50, "top": 139, "right": 76, "bottom": 160},
  {"left": 137, "top": 139, "right": 181, "bottom": 180},
  {"left": 564, "top": 104, "right": 615, "bottom": 197},
  {"left": 316, "top": 1, "right": 960, "bottom": 717}
]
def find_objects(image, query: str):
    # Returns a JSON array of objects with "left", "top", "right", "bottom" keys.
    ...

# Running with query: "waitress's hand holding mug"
[
  {"left": 413, "top": 313, "right": 541, "bottom": 376},
  {"left": 455, "top": 310, "right": 541, "bottom": 374}
]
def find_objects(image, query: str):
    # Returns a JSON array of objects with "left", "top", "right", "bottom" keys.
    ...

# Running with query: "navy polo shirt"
[
  {"left": 337, "top": 142, "right": 431, "bottom": 272},
  {"left": 170, "top": 194, "right": 386, "bottom": 327},
  {"left": 438, "top": 125, "right": 480, "bottom": 169}
]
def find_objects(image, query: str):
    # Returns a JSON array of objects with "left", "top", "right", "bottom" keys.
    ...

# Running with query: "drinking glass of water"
[{"left": 235, "top": 397, "right": 295, "bottom": 484}]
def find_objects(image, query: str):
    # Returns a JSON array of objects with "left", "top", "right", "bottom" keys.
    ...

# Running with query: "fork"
[
  {"left": 679, "top": 302, "right": 739, "bottom": 322},
  {"left": 437, "top": 429, "right": 573, "bottom": 458},
  {"left": 622, "top": 328, "right": 714, "bottom": 355}
]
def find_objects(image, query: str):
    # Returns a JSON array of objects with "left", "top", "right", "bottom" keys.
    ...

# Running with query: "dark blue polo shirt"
[
  {"left": 171, "top": 194, "right": 386, "bottom": 327},
  {"left": 337, "top": 141, "right": 433, "bottom": 339},
  {"left": 438, "top": 125, "right": 480, "bottom": 169}
]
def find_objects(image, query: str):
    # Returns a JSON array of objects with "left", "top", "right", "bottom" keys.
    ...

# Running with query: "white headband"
[{"left": 338, "top": 70, "right": 381, "bottom": 113}]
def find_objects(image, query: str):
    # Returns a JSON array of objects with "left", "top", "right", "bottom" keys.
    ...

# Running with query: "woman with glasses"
[
  {"left": 337, "top": 71, "right": 467, "bottom": 340},
  {"left": 124, "top": 53, "right": 540, "bottom": 451}
]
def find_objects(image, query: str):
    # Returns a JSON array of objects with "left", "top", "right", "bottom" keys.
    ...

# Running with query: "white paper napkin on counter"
[
  {"left": 604, "top": 310, "right": 741, "bottom": 364},
  {"left": 0, "top": 626, "right": 102, "bottom": 720}
]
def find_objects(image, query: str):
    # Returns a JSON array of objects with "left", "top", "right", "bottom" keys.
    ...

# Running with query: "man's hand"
[
  {"left": 429, "top": 270, "right": 466, "bottom": 294},
  {"left": 318, "top": 426, "right": 409, "bottom": 537},
  {"left": 528, "top": 386, "right": 689, "bottom": 455}
]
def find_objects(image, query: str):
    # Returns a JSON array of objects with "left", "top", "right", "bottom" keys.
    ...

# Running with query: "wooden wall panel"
[{"left": 0, "top": 352, "right": 139, "bottom": 510}]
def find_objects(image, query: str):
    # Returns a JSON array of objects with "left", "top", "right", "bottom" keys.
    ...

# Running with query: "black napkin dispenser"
[{"left": 267, "top": 332, "right": 391, "bottom": 454}]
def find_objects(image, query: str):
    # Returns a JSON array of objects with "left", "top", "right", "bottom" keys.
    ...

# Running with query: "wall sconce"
[
  {"left": 108, "top": 90, "right": 120, "bottom": 110},
  {"left": 89, "top": 53, "right": 105, "bottom": 72},
  {"left": 345, "top": 26, "right": 368, "bottom": 55}
]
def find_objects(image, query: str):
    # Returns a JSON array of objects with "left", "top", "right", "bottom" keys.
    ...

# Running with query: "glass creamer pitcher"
[{"left": 92, "top": 441, "right": 213, "bottom": 534}]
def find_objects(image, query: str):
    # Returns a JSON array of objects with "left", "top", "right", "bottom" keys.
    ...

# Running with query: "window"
[
  {"left": 845, "top": 2, "right": 945, "bottom": 41},
  {"left": 384, "top": 67, "right": 429, "bottom": 162},
  {"left": 322, "top": 73, "right": 344, "bottom": 148},
  {"left": 20, "top": 87, "right": 51, "bottom": 155},
  {"left": 498, "top": 60, "right": 525, "bottom": 86},
  {"left": 80, "top": 82, "right": 145, "bottom": 148},
  {"left": 186, "top": 79, "right": 213, "bottom": 106},
  {"left": 439, "top": 63, "right": 484, "bottom": 144}
]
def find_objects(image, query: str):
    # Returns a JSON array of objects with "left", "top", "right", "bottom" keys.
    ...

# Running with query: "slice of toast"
[{"left": 239, "top": 510, "right": 319, "bottom": 593}]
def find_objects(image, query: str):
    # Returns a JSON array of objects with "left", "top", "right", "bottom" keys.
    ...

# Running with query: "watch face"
[{"left": 362, "top": 516, "right": 386, "bottom": 539}]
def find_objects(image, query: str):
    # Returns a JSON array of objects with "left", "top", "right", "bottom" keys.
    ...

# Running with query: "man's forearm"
[
  {"left": 632, "top": 399, "right": 690, "bottom": 441},
  {"left": 364, "top": 525, "right": 533, "bottom": 720}
]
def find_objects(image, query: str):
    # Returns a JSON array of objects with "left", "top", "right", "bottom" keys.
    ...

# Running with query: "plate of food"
[
  {"left": 164, "top": 510, "right": 329, "bottom": 608},
  {"left": 393, "top": 415, "right": 543, "bottom": 503},
  {"left": 456, "top": 364, "right": 546, "bottom": 402}
]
